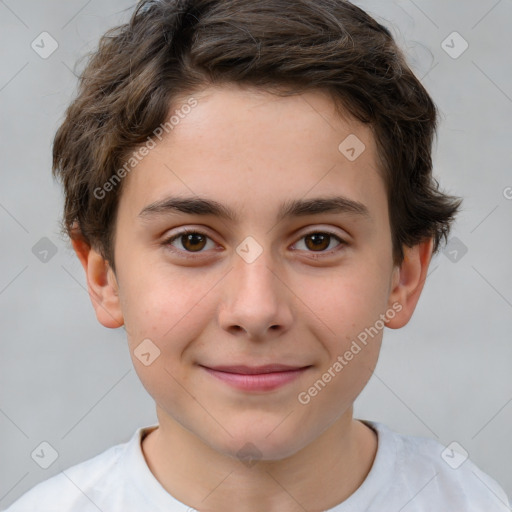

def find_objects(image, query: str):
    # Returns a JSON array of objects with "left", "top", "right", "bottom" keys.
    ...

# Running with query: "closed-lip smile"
[{"left": 199, "top": 363, "right": 312, "bottom": 392}]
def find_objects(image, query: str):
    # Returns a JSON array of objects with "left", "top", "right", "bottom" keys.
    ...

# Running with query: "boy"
[{"left": 5, "top": 0, "right": 511, "bottom": 510}]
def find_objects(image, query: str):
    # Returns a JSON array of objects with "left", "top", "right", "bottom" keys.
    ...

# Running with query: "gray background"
[{"left": 1, "top": 0, "right": 511, "bottom": 508}]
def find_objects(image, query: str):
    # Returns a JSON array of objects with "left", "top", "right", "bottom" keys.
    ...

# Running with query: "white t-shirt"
[{"left": 3, "top": 420, "right": 510, "bottom": 512}]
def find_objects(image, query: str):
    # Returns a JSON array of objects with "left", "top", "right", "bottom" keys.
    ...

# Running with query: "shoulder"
[
  {"left": 364, "top": 420, "right": 511, "bottom": 511},
  {"left": 3, "top": 427, "right": 150, "bottom": 512}
]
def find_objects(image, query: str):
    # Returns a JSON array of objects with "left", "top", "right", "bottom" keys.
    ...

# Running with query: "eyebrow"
[{"left": 138, "top": 195, "right": 370, "bottom": 223}]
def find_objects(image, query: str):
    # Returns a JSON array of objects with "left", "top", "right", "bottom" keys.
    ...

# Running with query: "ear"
[
  {"left": 71, "top": 235, "right": 124, "bottom": 329},
  {"left": 386, "top": 237, "right": 434, "bottom": 329}
]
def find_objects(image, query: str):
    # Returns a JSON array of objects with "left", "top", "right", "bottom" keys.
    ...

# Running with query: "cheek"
[
  {"left": 119, "top": 268, "right": 215, "bottom": 352},
  {"left": 303, "top": 263, "right": 391, "bottom": 339},
  {"left": 298, "top": 280, "right": 384, "bottom": 414},
  {"left": 120, "top": 272, "right": 215, "bottom": 407}
]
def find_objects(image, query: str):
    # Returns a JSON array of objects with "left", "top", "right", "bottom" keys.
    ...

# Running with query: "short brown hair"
[{"left": 53, "top": 0, "right": 461, "bottom": 271}]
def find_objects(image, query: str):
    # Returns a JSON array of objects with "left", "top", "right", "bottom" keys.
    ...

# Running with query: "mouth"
[{"left": 199, "top": 364, "right": 312, "bottom": 392}]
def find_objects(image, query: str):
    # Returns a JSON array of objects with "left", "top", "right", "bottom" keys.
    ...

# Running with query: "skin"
[{"left": 73, "top": 83, "right": 433, "bottom": 512}]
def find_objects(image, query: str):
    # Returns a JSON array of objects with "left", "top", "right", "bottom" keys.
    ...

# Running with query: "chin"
[{"left": 208, "top": 420, "right": 312, "bottom": 463}]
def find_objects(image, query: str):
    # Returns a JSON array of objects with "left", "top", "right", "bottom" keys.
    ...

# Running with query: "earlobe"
[
  {"left": 386, "top": 238, "right": 434, "bottom": 329},
  {"left": 71, "top": 236, "right": 124, "bottom": 329}
]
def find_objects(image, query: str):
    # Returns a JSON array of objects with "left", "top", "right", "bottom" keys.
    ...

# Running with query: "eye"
[
  {"left": 292, "top": 231, "right": 345, "bottom": 253},
  {"left": 162, "top": 228, "right": 346, "bottom": 258},
  {"left": 163, "top": 229, "right": 216, "bottom": 254}
]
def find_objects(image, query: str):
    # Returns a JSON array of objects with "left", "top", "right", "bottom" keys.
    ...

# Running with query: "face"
[{"left": 106, "top": 84, "right": 402, "bottom": 460}]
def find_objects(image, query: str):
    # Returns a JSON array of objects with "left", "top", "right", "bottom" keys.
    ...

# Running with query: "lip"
[{"left": 200, "top": 364, "right": 311, "bottom": 392}]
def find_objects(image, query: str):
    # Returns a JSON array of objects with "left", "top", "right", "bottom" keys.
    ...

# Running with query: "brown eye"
[
  {"left": 180, "top": 233, "right": 207, "bottom": 252},
  {"left": 293, "top": 232, "right": 344, "bottom": 253},
  {"left": 165, "top": 230, "right": 215, "bottom": 254},
  {"left": 304, "top": 233, "right": 331, "bottom": 251}
]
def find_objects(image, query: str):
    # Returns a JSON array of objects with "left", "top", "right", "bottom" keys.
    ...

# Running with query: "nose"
[{"left": 217, "top": 250, "right": 294, "bottom": 340}]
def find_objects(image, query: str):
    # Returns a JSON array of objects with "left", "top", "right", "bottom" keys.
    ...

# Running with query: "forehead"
[{"left": 118, "top": 84, "right": 387, "bottom": 225}]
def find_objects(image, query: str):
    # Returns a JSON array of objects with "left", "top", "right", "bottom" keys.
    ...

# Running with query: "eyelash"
[{"left": 162, "top": 229, "right": 347, "bottom": 259}]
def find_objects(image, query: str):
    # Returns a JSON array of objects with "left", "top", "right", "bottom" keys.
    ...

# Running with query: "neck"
[{"left": 141, "top": 407, "right": 377, "bottom": 512}]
